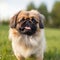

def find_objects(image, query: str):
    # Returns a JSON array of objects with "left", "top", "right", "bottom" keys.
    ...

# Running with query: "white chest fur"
[{"left": 9, "top": 29, "right": 46, "bottom": 58}]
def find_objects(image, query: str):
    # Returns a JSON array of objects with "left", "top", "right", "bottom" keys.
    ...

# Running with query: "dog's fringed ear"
[
  {"left": 39, "top": 14, "right": 45, "bottom": 29},
  {"left": 10, "top": 15, "right": 17, "bottom": 28},
  {"left": 10, "top": 11, "right": 21, "bottom": 28}
]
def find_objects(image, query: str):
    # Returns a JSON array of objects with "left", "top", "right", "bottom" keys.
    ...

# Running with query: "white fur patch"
[{"left": 9, "top": 28, "right": 46, "bottom": 58}]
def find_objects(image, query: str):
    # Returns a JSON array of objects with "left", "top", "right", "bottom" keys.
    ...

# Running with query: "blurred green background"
[{"left": 0, "top": 0, "right": 60, "bottom": 60}]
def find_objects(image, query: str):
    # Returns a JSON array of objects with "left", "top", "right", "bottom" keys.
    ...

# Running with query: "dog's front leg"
[
  {"left": 16, "top": 55, "right": 25, "bottom": 60},
  {"left": 36, "top": 54, "right": 43, "bottom": 60},
  {"left": 36, "top": 56, "right": 43, "bottom": 60}
]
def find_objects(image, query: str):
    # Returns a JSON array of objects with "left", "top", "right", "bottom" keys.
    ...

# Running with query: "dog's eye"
[
  {"left": 20, "top": 18, "right": 25, "bottom": 22},
  {"left": 17, "top": 18, "right": 25, "bottom": 24},
  {"left": 31, "top": 18, "right": 38, "bottom": 24}
]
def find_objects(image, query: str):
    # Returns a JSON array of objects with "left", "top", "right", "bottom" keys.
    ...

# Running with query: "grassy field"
[{"left": 0, "top": 25, "right": 60, "bottom": 60}]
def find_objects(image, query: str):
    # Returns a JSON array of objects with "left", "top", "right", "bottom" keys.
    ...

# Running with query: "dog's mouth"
[
  {"left": 19, "top": 25, "right": 37, "bottom": 36},
  {"left": 19, "top": 26, "right": 31, "bottom": 31},
  {"left": 25, "top": 26, "right": 31, "bottom": 30}
]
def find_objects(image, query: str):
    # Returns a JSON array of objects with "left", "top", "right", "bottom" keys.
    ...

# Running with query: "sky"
[{"left": 0, "top": 0, "right": 58, "bottom": 20}]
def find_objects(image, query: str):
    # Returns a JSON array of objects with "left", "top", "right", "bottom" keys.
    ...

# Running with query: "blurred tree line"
[
  {"left": 27, "top": 1, "right": 60, "bottom": 28},
  {"left": 0, "top": 19, "right": 9, "bottom": 25},
  {"left": 0, "top": 1, "right": 60, "bottom": 28}
]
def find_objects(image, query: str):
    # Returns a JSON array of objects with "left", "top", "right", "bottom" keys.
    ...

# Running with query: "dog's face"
[
  {"left": 17, "top": 17, "right": 37, "bottom": 35},
  {"left": 10, "top": 10, "right": 44, "bottom": 36}
]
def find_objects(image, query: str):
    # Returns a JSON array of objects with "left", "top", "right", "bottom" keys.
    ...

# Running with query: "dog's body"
[{"left": 9, "top": 10, "right": 46, "bottom": 60}]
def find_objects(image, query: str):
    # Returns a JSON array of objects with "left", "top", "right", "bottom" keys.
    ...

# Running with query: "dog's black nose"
[
  {"left": 26, "top": 21, "right": 29, "bottom": 24},
  {"left": 26, "top": 21, "right": 31, "bottom": 26}
]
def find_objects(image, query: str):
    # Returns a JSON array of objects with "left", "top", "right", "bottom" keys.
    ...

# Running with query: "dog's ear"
[
  {"left": 39, "top": 14, "right": 45, "bottom": 29},
  {"left": 10, "top": 11, "right": 21, "bottom": 28},
  {"left": 10, "top": 14, "right": 17, "bottom": 28}
]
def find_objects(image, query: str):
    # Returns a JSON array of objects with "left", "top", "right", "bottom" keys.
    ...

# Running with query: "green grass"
[
  {"left": 0, "top": 25, "right": 60, "bottom": 60},
  {"left": 45, "top": 28, "right": 60, "bottom": 60}
]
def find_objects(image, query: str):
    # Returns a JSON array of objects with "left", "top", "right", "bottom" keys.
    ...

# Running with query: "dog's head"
[{"left": 10, "top": 10, "right": 45, "bottom": 36}]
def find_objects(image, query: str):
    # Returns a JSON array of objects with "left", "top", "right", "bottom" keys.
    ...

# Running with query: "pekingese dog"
[{"left": 9, "top": 10, "right": 46, "bottom": 60}]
